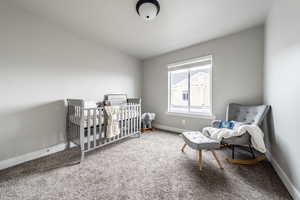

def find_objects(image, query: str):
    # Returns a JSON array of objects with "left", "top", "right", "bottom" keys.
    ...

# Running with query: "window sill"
[{"left": 166, "top": 112, "right": 216, "bottom": 120}]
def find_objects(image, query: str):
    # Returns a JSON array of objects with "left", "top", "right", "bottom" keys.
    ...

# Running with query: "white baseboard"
[
  {"left": 0, "top": 142, "right": 74, "bottom": 171},
  {"left": 266, "top": 152, "right": 300, "bottom": 200},
  {"left": 153, "top": 123, "right": 193, "bottom": 133}
]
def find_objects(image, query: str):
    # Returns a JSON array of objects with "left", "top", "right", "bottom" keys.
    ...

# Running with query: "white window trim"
[
  {"left": 166, "top": 111, "right": 216, "bottom": 120},
  {"left": 167, "top": 55, "right": 214, "bottom": 119}
]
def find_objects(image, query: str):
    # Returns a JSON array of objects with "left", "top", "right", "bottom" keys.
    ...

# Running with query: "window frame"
[{"left": 167, "top": 55, "right": 214, "bottom": 119}]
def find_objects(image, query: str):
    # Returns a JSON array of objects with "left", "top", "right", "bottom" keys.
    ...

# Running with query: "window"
[{"left": 168, "top": 55, "right": 212, "bottom": 116}]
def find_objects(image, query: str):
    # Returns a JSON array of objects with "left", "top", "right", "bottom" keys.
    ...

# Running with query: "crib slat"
[
  {"left": 133, "top": 105, "right": 135, "bottom": 133},
  {"left": 119, "top": 109, "right": 121, "bottom": 138},
  {"left": 130, "top": 104, "right": 133, "bottom": 133},
  {"left": 128, "top": 104, "right": 131, "bottom": 134},
  {"left": 69, "top": 112, "right": 72, "bottom": 139},
  {"left": 136, "top": 105, "right": 138, "bottom": 132},
  {"left": 125, "top": 105, "right": 127, "bottom": 136},
  {"left": 134, "top": 105, "right": 139, "bottom": 132},
  {"left": 138, "top": 105, "right": 140, "bottom": 132},
  {"left": 124, "top": 107, "right": 126, "bottom": 137},
  {"left": 73, "top": 120, "right": 76, "bottom": 140},
  {"left": 76, "top": 123, "right": 79, "bottom": 139},
  {"left": 98, "top": 108, "right": 102, "bottom": 142},
  {"left": 67, "top": 105, "right": 70, "bottom": 138},
  {"left": 71, "top": 106, "right": 74, "bottom": 140},
  {"left": 133, "top": 104, "right": 135, "bottom": 133},
  {"left": 135, "top": 105, "right": 137, "bottom": 133},
  {"left": 132, "top": 105, "right": 134, "bottom": 133},
  {"left": 78, "top": 106, "right": 81, "bottom": 124},
  {"left": 120, "top": 107, "right": 123, "bottom": 138},
  {"left": 93, "top": 109, "right": 97, "bottom": 148},
  {"left": 75, "top": 106, "right": 78, "bottom": 124},
  {"left": 118, "top": 109, "right": 121, "bottom": 139},
  {"left": 127, "top": 104, "right": 130, "bottom": 135},
  {"left": 127, "top": 107, "right": 130, "bottom": 136},
  {"left": 73, "top": 106, "right": 76, "bottom": 124},
  {"left": 127, "top": 105, "right": 129, "bottom": 135},
  {"left": 87, "top": 109, "right": 91, "bottom": 150},
  {"left": 137, "top": 105, "right": 139, "bottom": 132},
  {"left": 116, "top": 111, "right": 119, "bottom": 140},
  {"left": 134, "top": 104, "right": 136, "bottom": 133},
  {"left": 124, "top": 106, "right": 126, "bottom": 136},
  {"left": 79, "top": 107, "right": 85, "bottom": 158},
  {"left": 124, "top": 106, "right": 128, "bottom": 136},
  {"left": 139, "top": 105, "right": 141, "bottom": 132}
]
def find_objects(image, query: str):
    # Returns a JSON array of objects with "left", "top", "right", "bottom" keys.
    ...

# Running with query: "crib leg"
[
  {"left": 67, "top": 141, "right": 71, "bottom": 149},
  {"left": 81, "top": 152, "right": 85, "bottom": 162}
]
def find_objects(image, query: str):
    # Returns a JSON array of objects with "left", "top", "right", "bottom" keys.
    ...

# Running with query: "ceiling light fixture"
[{"left": 136, "top": 0, "right": 160, "bottom": 21}]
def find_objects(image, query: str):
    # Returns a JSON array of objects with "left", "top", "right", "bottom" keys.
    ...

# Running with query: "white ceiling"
[{"left": 9, "top": 0, "right": 274, "bottom": 59}]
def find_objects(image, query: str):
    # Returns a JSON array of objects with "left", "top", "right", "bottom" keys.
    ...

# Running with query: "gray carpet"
[{"left": 0, "top": 131, "right": 292, "bottom": 200}]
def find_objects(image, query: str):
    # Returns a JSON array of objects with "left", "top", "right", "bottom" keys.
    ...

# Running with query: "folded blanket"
[
  {"left": 202, "top": 125, "right": 266, "bottom": 153},
  {"left": 105, "top": 106, "right": 120, "bottom": 138},
  {"left": 238, "top": 125, "right": 266, "bottom": 153}
]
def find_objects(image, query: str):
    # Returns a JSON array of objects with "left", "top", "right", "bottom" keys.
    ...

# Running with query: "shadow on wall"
[
  {"left": 0, "top": 100, "right": 66, "bottom": 160},
  {"left": 265, "top": 107, "right": 276, "bottom": 153},
  {"left": 265, "top": 107, "right": 294, "bottom": 189}
]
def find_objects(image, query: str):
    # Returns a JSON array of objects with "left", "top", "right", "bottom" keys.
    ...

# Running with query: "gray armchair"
[{"left": 213, "top": 103, "right": 270, "bottom": 160}]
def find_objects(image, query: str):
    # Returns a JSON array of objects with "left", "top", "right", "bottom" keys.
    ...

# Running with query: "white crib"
[{"left": 66, "top": 98, "right": 141, "bottom": 161}]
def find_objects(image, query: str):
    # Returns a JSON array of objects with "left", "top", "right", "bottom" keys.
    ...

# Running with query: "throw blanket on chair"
[
  {"left": 105, "top": 106, "right": 120, "bottom": 138},
  {"left": 202, "top": 125, "right": 266, "bottom": 153}
]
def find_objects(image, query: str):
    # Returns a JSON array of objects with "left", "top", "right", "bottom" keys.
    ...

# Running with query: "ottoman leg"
[
  {"left": 181, "top": 143, "right": 187, "bottom": 153},
  {"left": 211, "top": 150, "right": 224, "bottom": 169},
  {"left": 198, "top": 150, "right": 203, "bottom": 170}
]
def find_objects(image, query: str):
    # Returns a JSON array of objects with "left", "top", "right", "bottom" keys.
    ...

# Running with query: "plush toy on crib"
[{"left": 141, "top": 113, "right": 156, "bottom": 132}]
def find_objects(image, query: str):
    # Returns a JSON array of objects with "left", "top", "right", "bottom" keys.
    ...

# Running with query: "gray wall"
[
  {"left": 264, "top": 0, "right": 300, "bottom": 196},
  {"left": 0, "top": 2, "right": 141, "bottom": 161},
  {"left": 142, "top": 26, "right": 264, "bottom": 131}
]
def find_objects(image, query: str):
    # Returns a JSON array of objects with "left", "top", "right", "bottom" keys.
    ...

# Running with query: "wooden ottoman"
[{"left": 181, "top": 131, "right": 224, "bottom": 170}]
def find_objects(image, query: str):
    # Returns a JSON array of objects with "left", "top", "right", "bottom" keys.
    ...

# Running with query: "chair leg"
[
  {"left": 198, "top": 150, "right": 203, "bottom": 170},
  {"left": 211, "top": 150, "right": 224, "bottom": 169},
  {"left": 81, "top": 152, "right": 85, "bottom": 162},
  {"left": 67, "top": 141, "right": 71, "bottom": 149},
  {"left": 232, "top": 145, "right": 235, "bottom": 159},
  {"left": 181, "top": 143, "right": 187, "bottom": 153},
  {"left": 249, "top": 145, "right": 256, "bottom": 159}
]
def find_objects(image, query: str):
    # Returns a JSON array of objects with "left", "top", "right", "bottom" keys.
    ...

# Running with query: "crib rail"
[{"left": 66, "top": 99, "right": 141, "bottom": 161}]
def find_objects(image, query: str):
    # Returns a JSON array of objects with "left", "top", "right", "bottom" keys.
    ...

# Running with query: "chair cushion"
[{"left": 182, "top": 131, "right": 220, "bottom": 150}]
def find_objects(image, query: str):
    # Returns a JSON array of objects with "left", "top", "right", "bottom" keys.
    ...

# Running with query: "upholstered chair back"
[{"left": 226, "top": 103, "right": 270, "bottom": 126}]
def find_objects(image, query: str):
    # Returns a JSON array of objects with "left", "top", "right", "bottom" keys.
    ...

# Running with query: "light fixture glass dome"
[
  {"left": 136, "top": 0, "right": 160, "bottom": 21},
  {"left": 138, "top": 3, "right": 158, "bottom": 21}
]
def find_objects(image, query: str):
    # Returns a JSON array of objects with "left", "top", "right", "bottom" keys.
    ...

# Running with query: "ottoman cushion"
[{"left": 182, "top": 131, "right": 220, "bottom": 150}]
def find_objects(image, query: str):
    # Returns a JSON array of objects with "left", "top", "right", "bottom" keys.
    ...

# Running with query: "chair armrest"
[{"left": 211, "top": 120, "right": 221, "bottom": 128}]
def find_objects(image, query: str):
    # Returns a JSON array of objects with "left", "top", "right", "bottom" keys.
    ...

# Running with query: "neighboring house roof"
[{"left": 172, "top": 70, "right": 209, "bottom": 88}]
